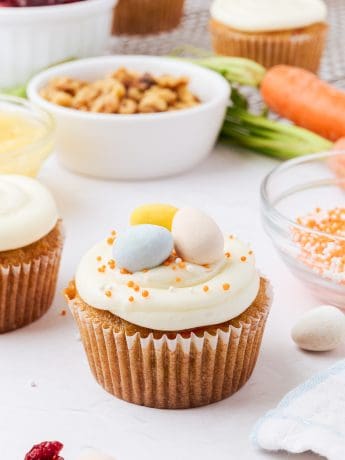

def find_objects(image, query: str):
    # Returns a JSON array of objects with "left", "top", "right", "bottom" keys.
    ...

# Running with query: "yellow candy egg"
[{"left": 130, "top": 204, "right": 178, "bottom": 230}]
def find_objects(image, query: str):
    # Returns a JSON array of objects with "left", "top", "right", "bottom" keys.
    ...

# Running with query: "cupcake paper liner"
[
  {"left": 0, "top": 227, "right": 63, "bottom": 333},
  {"left": 68, "top": 279, "right": 272, "bottom": 409},
  {"left": 210, "top": 20, "right": 328, "bottom": 72},
  {"left": 113, "top": 0, "right": 185, "bottom": 35}
]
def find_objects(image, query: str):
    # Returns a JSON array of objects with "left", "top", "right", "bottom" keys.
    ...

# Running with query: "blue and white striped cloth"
[{"left": 252, "top": 360, "right": 345, "bottom": 460}]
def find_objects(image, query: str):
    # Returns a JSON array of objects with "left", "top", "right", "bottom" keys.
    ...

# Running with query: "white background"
[{"left": 0, "top": 146, "right": 343, "bottom": 459}]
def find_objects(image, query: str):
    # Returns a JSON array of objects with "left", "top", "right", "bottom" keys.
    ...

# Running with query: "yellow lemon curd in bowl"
[{"left": 0, "top": 96, "right": 54, "bottom": 176}]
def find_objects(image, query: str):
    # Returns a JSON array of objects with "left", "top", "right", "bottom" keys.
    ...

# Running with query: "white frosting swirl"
[
  {"left": 0, "top": 175, "right": 58, "bottom": 251},
  {"left": 210, "top": 0, "right": 327, "bottom": 32},
  {"left": 75, "top": 236, "right": 260, "bottom": 331}
]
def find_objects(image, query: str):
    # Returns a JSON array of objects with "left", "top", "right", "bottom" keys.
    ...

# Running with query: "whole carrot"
[{"left": 261, "top": 65, "right": 345, "bottom": 141}]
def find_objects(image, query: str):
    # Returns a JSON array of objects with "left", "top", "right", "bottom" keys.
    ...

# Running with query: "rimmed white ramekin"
[
  {"left": 28, "top": 55, "right": 230, "bottom": 180},
  {"left": 0, "top": 0, "right": 117, "bottom": 88}
]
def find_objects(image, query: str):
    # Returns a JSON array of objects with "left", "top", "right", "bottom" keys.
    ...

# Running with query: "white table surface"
[{"left": 1, "top": 145, "right": 343, "bottom": 460}]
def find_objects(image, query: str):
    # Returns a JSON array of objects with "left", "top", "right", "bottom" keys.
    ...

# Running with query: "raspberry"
[{"left": 24, "top": 441, "right": 64, "bottom": 460}]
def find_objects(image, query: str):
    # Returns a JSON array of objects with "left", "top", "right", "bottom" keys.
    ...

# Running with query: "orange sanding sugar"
[{"left": 293, "top": 207, "right": 345, "bottom": 284}]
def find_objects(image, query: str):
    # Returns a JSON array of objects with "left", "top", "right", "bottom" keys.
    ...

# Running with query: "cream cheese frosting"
[
  {"left": 210, "top": 0, "right": 327, "bottom": 32},
  {"left": 0, "top": 175, "right": 58, "bottom": 251},
  {"left": 75, "top": 235, "right": 260, "bottom": 331}
]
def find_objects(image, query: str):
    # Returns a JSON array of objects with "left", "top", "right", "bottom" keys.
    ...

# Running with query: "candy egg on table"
[
  {"left": 291, "top": 305, "right": 345, "bottom": 352},
  {"left": 77, "top": 449, "right": 116, "bottom": 460},
  {"left": 113, "top": 224, "right": 173, "bottom": 273},
  {"left": 172, "top": 207, "right": 224, "bottom": 265},
  {"left": 130, "top": 203, "right": 178, "bottom": 230}
]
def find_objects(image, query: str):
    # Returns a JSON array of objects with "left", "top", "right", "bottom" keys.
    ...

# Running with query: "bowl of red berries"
[{"left": 0, "top": 0, "right": 117, "bottom": 89}]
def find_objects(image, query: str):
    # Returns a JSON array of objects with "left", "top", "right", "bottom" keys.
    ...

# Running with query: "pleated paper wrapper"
[
  {"left": 0, "top": 229, "right": 63, "bottom": 333},
  {"left": 69, "top": 279, "right": 272, "bottom": 409},
  {"left": 210, "top": 20, "right": 328, "bottom": 73},
  {"left": 113, "top": 0, "right": 185, "bottom": 35}
]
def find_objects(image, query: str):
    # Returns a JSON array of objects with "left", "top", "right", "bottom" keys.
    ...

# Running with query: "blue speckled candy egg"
[{"left": 113, "top": 224, "right": 173, "bottom": 273}]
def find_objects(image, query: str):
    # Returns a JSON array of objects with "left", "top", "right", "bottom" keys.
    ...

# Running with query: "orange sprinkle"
[
  {"left": 172, "top": 266, "right": 177, "bottom": 271},
  {"left": 175, "top": 277, "right": 182, "bottom": 283},
  {"left": 134, "top": 285, "right": 140, "bottom": 292},
  {"left": 178, "top": 261, "right": 186, "bottom": 269},
  {"left": 248, "top": 250, "right": 253, "bottom": 255},
  {"left": 142, "top": 290, "right": 149, "bottom": 298},
  {"left": 108, "top": 259, "right": 116, "bottom": 269},
  {"left": 128, "top": 296, "right": 134, "bottom": 302},
  {"left": 203, "top": 264, "right": 210, "bottom": 269},
  {"left": 111, "top": 230, "right": 117, "bottom": 236},
  {"left": 105, "top": 290, "right": 112, "bottom": 298},
  {"left": 225, "top": 252, "right": 231, "bottom": 258},
  {"left": 120, "top": 268, "right": 132, "bottom": 275},
  {"left": 142, "top": 268, "right": 148, "bottom": 273},
  {"left": 98, "top": 265, "right": 106, "bottom": 273},
  {"left": 107, "top": 237, "right": 115, "bottom": 245},
  {"left": 223, "top": 283, "right": 230, "bottom": 291},
  {"left": 241, "top": 256, "right": 247, "bottom": 262},
  {"left": 96, "top": 256, "right": 102, "bottom": 262},
  {"left": 60, "top": 309, "right": 67, "bottom": 317},
  {"left": 203, "top": 285, "right": 209, "bottom": 292},
  {"left": 127, "top": 280, "right": 134, "bottom": 288}
]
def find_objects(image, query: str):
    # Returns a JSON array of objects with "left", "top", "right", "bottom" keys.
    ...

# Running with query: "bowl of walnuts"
[{"left": 27, "top": 55, "right": 230, "bottom": 179}]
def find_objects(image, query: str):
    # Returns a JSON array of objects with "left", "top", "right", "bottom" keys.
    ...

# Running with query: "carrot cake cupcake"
[
  {"left": 0, "top": 175, "right": 63, "bottom": 333},
  {"left": 65, "top": 205, "right": 271, "bottom": 409},
  {"left": 113, "top": 0, "right": 185, "bottom": 35},
  {"left": 209, "top": 0, "right": 328, "bottom": 72}
]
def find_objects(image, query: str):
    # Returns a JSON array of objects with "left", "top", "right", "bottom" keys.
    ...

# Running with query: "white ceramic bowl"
[
  {"left": 0, "top": 0, "right": 117, "bottom": 88},
  {"left": 28, "top": 55, "right": 230, "bottom": 180}
]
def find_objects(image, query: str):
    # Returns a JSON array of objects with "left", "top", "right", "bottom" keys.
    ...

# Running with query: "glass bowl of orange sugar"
[{"left": 261, "top": 151, "right": 345, "bottom": 308}]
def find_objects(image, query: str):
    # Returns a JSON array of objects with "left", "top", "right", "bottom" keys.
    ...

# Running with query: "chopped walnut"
[{"left": 41, "top": 67, "right": 200, "bottom": 114}]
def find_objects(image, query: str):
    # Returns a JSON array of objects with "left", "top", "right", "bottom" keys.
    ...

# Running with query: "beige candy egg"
[
  {"left": 77, "top": 449, "right": 116, "bottom": 460},
  {"left": 172, "top": 207, "right": 224, "bottom": 265},
  {"left": 291, "top": 305, "right": 345, "bottom": 352}
]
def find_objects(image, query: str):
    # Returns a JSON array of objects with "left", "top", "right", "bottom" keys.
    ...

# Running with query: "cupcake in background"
[
  {"left": 209, "top": 0, "right": 328, "bottom": 72},
  {"left": 66, "top": 204, "right": 272, "bottom": 409},
  {"left": 0, "top": 175, "right": 63, "bottom": 333},
  {"left": 113, "top": 0, "right": 185, "bottom": 35}
]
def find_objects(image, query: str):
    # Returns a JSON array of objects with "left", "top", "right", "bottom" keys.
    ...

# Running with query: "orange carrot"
[{"left": 261, "top": 65, "right": 345, "bottom": 142}]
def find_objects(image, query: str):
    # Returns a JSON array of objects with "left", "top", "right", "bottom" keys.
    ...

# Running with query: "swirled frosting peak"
[
  {"left": 210, "top": 0, "right": 327, "bottom": 32},
  {"left": 0, "top": 175, "right": 58, "bottom": 251},
  {"left": 75, "top": 232, "right": 260, "bottom": 331}
]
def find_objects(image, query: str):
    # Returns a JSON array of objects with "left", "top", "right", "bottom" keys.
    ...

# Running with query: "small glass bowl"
[
  {"left": 0, "top": 95, "right": 55, "bottom": 176},
  {"left": 261, "top": 151, "right": 345, "bottom": 308}
]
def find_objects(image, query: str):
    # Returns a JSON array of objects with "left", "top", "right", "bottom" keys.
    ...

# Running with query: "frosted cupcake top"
[
  {"left": 75, "top": 205, "right": 260, "bottom": 331},
  {"left": 210, "top": 0, "right": 327, "bottom": 32},
  {"left": 0, "top": 175, "right": 58, "bottom": 251}
]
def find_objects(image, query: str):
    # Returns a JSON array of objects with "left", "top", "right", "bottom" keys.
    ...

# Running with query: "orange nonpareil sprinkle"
[
  {"left": 241, "top": 256, "right": 247, "bottom": 262},
  {"left": 142, "top": 290, "right": 149, "bottom": 298},
  {"left": 111, "top": 230, "right": 116, "bottom": 236},
  {"left": 107, "top": 237, "right": 115, "bottom": 245},
  {"left": 108, "top": 259, "right": 116, "bottom": 269},
  {"left": 127, "top": 280, "right": 134, "bottom": 288},
  {"left": 134, "top": 285, "right": 140, "bottom": 292},
  {"left": 96, "top": 256, "right": 102, "bottom": 262},
  {"left": 120, "top": 268, "right": 132, "bottom": 275},
  {"left": 203, "top": 285, "right": 209, "bottom": 292},
  {"left": 175, "top": 277, "right": 182, "bottom": 283},
  {"left": 225, "top": 252, "right": 231, "bottom": 258},
  {"left": 105, "top": 290, "right": 112, "bottom": 298},
  {"left": 223, "top": 283, "right": 230, "bottom": 291},
  {"left": 98, "top": 265, "right": 106, "bottom": 273},
  {"left": 128, "top": 296, "right": 134, "bottom": 302}
]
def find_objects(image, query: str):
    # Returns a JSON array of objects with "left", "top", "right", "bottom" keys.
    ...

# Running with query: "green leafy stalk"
[
  {"left": 187, "top": 56, "right": 266, "bottom": 87},
  {"left": 221, "top": 106, "right": 333, "bottom": 159}
]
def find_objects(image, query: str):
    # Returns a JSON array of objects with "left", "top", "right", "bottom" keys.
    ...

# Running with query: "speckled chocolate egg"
[
  {"left": 113, "top": 224, "right": 173, "bottom": 273},
  {"left": 291, "top": 305, "right": 345, "bottom": 352},
  {"left": 130, "top": 203, "right": 178, "bottom": 230},
  {"left": 172, "top": 207, "right": 224, "bottom": 265}
]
